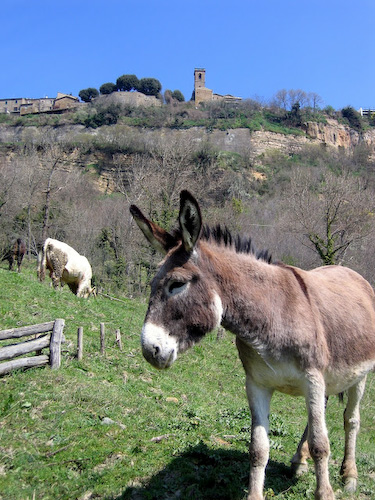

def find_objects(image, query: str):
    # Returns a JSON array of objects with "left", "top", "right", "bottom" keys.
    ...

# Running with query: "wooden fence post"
[
  {"left": 77, "top": 327, "right": 83, "bottom": 361},
  {"left": 50, "top": 318, "right": 65, "bottom": 370},
  {"left": 115, "top": 329, "right": 122, "bottom": 351},
  {"left": 100, "top": 323, "right": 105, "bottom": 355}
]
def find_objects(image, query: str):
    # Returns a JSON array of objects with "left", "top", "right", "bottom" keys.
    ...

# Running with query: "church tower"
[
  {"left": 194, "top": 68, "right": 212, "bottom": 105},
  {"left": 194, "top": 68, "right": 206, "bottom": 90}
]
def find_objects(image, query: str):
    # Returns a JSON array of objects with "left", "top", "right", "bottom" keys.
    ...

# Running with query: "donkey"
[
  {"left": 130, "top": 190, "right": 375, "bottom": 500},
  {"left": 2, "top": 238, "right": 26, "bottom": 272}
]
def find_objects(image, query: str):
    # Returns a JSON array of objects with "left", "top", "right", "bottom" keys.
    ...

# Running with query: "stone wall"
[{"left": 98, "top": 91, "right": 162, "bottom": 108}]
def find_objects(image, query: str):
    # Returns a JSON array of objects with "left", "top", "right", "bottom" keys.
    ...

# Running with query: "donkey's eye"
[{"left": 167, "top": 280, "right": 188, "bottom": 296}]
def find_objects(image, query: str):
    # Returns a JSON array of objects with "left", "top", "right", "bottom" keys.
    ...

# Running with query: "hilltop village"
[{"left": 0, "top": 68, "right": 243, "bottom": 116}]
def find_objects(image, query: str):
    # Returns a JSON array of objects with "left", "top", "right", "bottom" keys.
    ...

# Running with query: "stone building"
[
  {"left": 0, "top": 93, "right": 79, "bottom": 115},
  {"left": 0, "top": 97, "right": 35, "bottom": 114},
  {"left": 19, "top": 97, "right": 55, "bottom": 115},
  {"left": 194, "top": 68, "right": 241, "bottom": 105},
  {"left": 52, "top": 93, "right": 80, "bottom": 112}
]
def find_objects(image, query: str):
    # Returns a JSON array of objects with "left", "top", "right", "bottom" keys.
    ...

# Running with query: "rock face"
[
  {"left": 206, "top": 120, "right": 375, "bottom": 158},
  {"left": 0, "top": 119, "right": 374, "bottom": 162},
  {"left": 1, "top": 119, "right": 374, "bottom": 195},
  {"left": 302, "top": 119, "right": 360, "bottom": 149}
]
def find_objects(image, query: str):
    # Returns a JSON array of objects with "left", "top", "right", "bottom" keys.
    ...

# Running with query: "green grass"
[{"left": 0, "top": 262, "right": 374, "bottom": 499}]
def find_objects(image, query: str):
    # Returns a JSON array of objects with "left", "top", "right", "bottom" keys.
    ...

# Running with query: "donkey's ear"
[
  {"left": 179, "top": 190, "right": 202, "bottom": 252},
  {"left": 130, "top": 205, "right": 177, "bottom": 255}
]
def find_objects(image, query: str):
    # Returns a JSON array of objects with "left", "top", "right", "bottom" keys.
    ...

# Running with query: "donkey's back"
[{"left": 305, "top": 264, "right": 375, "bottom": 387}]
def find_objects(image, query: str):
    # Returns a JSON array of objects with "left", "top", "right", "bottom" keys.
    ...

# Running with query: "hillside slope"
[{"left": 1, "top": 262, "right": 375, "bottom": 499}]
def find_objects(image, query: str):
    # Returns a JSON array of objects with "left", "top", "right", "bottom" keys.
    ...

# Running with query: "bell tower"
[
  {"left": 194, "top": 68, "right": 206, "bottom": 90},
  {"left": 194, "top": 68, "right": 213, "bottom": 105}
]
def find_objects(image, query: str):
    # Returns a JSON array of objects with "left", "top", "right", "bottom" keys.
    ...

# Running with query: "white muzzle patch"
[{"left": 141, "top": 322, "right": 178, "bottom": 369}]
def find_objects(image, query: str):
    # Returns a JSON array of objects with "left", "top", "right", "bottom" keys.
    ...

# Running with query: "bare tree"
[
  {"left": 308, "top": 92, "right": 324, "bottom": 112},
  {"left": 24, "top": 130, "right": 81, "bottom": 245},
  {"left": 0, "top": 159, "right": 17, "bottom": 218},
  {"left": 273, "top": 89, "right": 289, "bottom": 110},
  {"left": 283, "top": 168, "right": 375, "bottom": 265},
  {"left": 148, "top": 135, "right": 196, "bottom": 226},
  {"left": 288, "top": 89, "right": 308, "bottom": 108}
]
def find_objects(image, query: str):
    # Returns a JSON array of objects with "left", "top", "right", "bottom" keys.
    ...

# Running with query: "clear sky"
[{"left": 2, "top": 0, "right": 374, "bottom": 110}]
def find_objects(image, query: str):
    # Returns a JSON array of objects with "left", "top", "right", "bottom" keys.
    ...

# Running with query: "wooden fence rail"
[{"left": 0, "top": 319, "right": 65, "bottom": 376}]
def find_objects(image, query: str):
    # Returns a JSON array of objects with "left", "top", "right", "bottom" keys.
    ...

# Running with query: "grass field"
[{"left": 0, "top": 262, "right": 374, "bottom": 499}]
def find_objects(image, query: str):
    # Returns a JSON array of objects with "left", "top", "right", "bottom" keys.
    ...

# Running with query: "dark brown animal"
[
  {"left": 130, "top": 190, "right": 375, "bottom": 500},
  {"left": 2, "top": 238, "right": 26, "bottom": 272}
]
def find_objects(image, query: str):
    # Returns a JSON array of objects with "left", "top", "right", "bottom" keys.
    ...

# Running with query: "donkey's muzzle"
[{"left": 141, "top": 322, "right": 178, "bottom": 369}]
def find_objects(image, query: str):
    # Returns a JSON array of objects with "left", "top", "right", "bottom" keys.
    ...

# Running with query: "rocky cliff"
[{"left": 0, "top": 118, "right": 374, "bottom": 167}]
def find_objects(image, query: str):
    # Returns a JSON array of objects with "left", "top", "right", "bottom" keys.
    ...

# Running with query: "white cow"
[{"left": 39, "top": 238, "right": 94, "bottom": 298}]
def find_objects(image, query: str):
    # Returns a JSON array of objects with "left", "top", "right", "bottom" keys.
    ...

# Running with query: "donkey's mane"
[{"left": 201, "top": 224, "right": 272, "bottom": 263}]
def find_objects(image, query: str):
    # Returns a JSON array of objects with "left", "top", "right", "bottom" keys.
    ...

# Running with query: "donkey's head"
[{"left": 130, "top": 191, "right": 223, "bottom": 369}]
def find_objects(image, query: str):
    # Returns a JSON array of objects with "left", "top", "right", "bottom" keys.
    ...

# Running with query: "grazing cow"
[
  {"left": 39, "top": 238, "right": 94, "bottom": 298},
  {"left": 2, "top": 238, "right": 26, "bottom": 272},
  {"left": 130, "top": 190, "right": 375, "bottom": 500}
]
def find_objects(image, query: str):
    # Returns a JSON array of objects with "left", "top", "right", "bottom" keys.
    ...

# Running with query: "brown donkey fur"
[
  {"left": 130, "top": 190, "right": 375, "bottom": 500},
  {"left": 2, "top": 238, "right": 26, "bottom": 272}
]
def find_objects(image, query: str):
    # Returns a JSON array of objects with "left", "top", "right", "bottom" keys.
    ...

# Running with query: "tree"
[
  {"left": 100, "top": 82, "right": 117, "bottom": 95},
  {"left": 78, "top": 87, "right": 99, "bottom": 102},
  {"left": 0, "top": 160, "right": 16, "bottom": 217},
  {"left": 171, "top": 90, "right": 185, "bottom": 102},
  {"left": 116, "top": 74, "right": 139, "bottom": 92},
  {"left": 164, "top": 89, "right": 173, "bottom": 104},
  {"left": 137, "top": 77, "right": 162, "bottom": 97},
  {"left": 287, "top": 102, "right": 302, "bottom": 127},
  {"left": 164, "top": 89, "right": 185, "bottom": 104},
  {"left": 288, "top": 89, "right": 308, "bottom": 108},
  {"left": 309, "top": 92, "right": 323, "bottom": 112},
  {"left": 273, "top": 89, "right": 288, "bottom": 110},
  {"left": 284, "top": 168, "right": 374, "bottom": 265},
  {"left": 341, "top": 106, "right": 363, "bottom": 131}
]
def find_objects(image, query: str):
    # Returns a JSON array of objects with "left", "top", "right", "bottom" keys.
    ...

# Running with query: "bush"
[
  {"left": 341, "top": 106, "right": 363, "bottom": 131},
  {"left": 84, "top": 103, "right": 120, "bottom": 128}
]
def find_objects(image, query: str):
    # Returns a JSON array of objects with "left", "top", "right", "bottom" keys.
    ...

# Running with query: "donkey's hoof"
[
  {"left": 314, "top": 486, "right": 335, "bottom": 500},
  {"left": 291, "top": 461, "right": 309, "bottom": 476},
  {"left": 344, "top": 477, "right": 357, "bottom": 493}
]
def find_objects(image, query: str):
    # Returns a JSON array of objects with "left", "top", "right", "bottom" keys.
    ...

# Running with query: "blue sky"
[{"left": 2, "top": 0, "right": 374, "bottom": 110}]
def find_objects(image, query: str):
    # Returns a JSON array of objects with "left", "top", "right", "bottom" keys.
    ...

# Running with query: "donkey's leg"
[
  {"left": 246, "top": 379, "right": 273, "bottom": 500},
  {"left": 17, "top": 255, "right": 23, "bottom": 272},
  {"left": 291, "top": 396, "right": 329, "bottom": 475},
  {"left": 291, "top": 423, "right": 310, "bottom": 475},
  {"left": 51, "top": 272, "right": 60, "bottom": 290},
  {"left": 340, "top": 376, "right": 367, "bottom": 493},
  {"left": 306, "top": 370, "right": 334, "bottom": 500}
]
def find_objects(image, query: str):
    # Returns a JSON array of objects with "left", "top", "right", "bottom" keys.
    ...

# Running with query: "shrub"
[{"left": 341, "top": 106, "right": 363, "bottom": 131}]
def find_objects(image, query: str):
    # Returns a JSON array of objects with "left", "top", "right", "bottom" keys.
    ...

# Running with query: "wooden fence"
[{"left": 0, "top": 319, "right": 65, "bottom": 376}]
